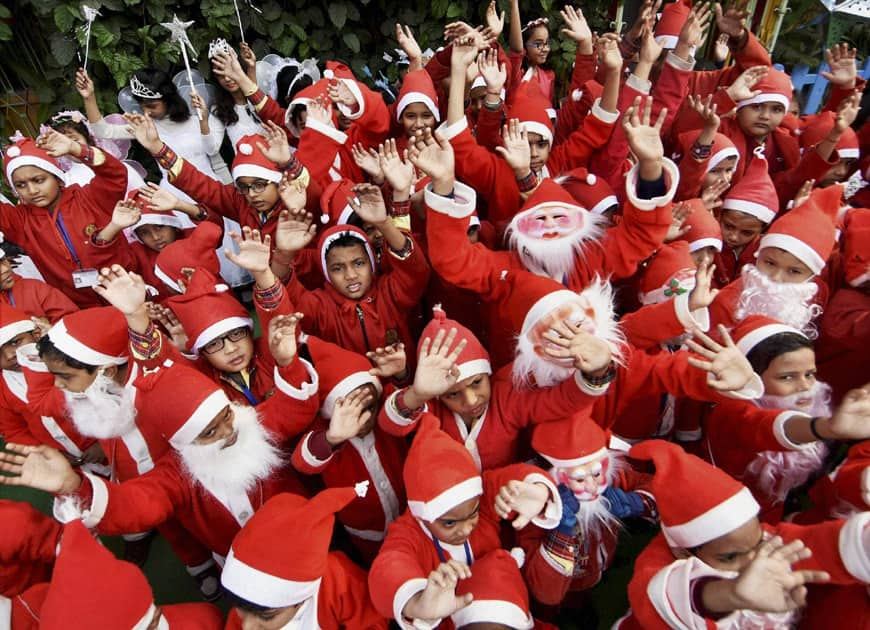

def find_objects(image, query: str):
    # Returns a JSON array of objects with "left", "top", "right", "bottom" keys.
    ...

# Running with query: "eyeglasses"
[
  {"left": 201, "top": 327, "right": 250, "bottom": 355},
  {"left": 236, "top": 180, "right": 272, "bottom": 195},
  {"left": 526, "top": 40, "right": 551, "bottom": 50}
]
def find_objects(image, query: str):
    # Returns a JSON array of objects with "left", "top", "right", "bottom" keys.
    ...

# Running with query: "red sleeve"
[
  {"left": 830, "top": 440, "right": 870, "bottom": 511},
  {"left": 283, "top": 274, "right": 334, "bottom": 339},
  {"left": 592, "top": 78, "right": 647, "bottom": 192},
  {"left": 23, "top": 280, "right": 79, "bottom": 322},
  {"left": 444, "top": 122, "right": 514, "bottom": 210},
  {"left": 258, "top": 356, "right": 320, "bottom": 441},
  {"left": 772, "top": 149, "right": 839, "bottom": 213},
  {"left": 75, "top": 149, "right": 128, "bottom": 221},
  {"left": 0, "top": 201, "right": 26, "bottom": 244},
  {"left": 325, "top": 552, "right": 390, "bottom": 629},
  {"left": 171, "top": 160, "right": 245, "bottom": 223},
  {"left": 775, "top": 518, "right": 869, "bottom": 585},
  {"left": 516, "top": 523, "right": 572, "bottom": 605},
  {"left": 705, "top": 401, "right": 797, "bottom": 454},
  {"left": 823, "top": 78, "right": 867, "bottom": 113},
  {"left": 820, "top": 289, "right": 870, "bottom": 347},
  {"left": 495, "top": 373, "right": 601, "bottom": 435},
  {"left": 378, "top": 238, "right": 431, "bottom": 310},
  {"left": 0, "top": 399, "right": 41, "bottom": 446},
  {"left": 474, "top": 104, "right": 505, "bottom": 153},
  {"left": 290, "top": 422, "right": 332, "bottom": 475},
  {"left": 677, "top": 143, "right": 715, "bottom": 201},
  {"left": 653, "top": 55, "right": 694, "bottom": 140},
  {"left": 619, "top": 297, "right": 698, "bottom": 351},
  {"left": 367, "top": 516, "right": 433, "bottom": 620},
  {"left": 546, "top": 107, "right": 616, "bottom": 176}
]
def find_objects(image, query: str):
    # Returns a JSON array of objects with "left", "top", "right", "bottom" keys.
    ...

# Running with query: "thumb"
[{"left": 457, "top": 593, "right": 474, "bottom": 609}]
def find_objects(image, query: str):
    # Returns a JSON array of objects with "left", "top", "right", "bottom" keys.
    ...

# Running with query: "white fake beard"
[
  {"left": 757, "top": 380, "right": 833, "bottom": 418},
  {"left": 64, "top": 371, "right": 137, "bottom": 439},
  {"left": 735, "top": 265, "right": 822, "bottom": 338},
  {"left": 179, "top": 403, "right": 283, "bottom": 496},
  {"left": 507, "top": 212, "right": 607, "bottom": 282},
  {"left": 552, "top": 453, "right": 624, "bottom": 539}
]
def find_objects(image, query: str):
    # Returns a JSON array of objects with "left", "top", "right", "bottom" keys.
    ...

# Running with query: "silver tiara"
[
  {"left": 130, "top": 75, "right": 163, "bottom": 99},
  {"left": 208, "top": 38, "right": 232, "bottom": 60}
]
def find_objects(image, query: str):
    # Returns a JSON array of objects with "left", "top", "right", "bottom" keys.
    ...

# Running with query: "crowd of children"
[{"left": 1, "top": 1, "right": 869, "bottom": 628}]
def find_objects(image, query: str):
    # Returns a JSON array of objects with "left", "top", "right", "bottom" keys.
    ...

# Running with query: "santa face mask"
[
  {"left": 557, "top": 455, "right": 610, "bottom": 501},
  {"left": 516, "top": 206, "right": 585, "bottom": 241},
  {"left": 527, "top": 299, "right": 598, "bottom": 363}
]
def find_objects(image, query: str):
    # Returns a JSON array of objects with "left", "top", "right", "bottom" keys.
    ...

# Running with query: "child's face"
[
  {"left": 0, "top": 330, "right": 37, "bottom": 371},
  {"left": 439, "top": 373, "right": 492, "bottom": 425},
  {"left": 235, "top": 601, "right": 304, "bottom": 630},
  {"left": 135, "top": 224, "right": 179, "bottom": 252},
  {"left": 201, "top": 327, "right": 255, "bottom": 374},
  {"left": 691, "top": 517, "right": 764, "bottom": 572},
  {"left": 736, "top": 102, "right": 786, "bottom": 140},
  {"left": 139, "top": 99, "right": 168, "bottom": 119},
  {"left": 236, "top": 177, "right": 280, "bottom": 215},
  {"left": 817, "top": 157, "right": 856, "bottom": 188},
  {"left": 720, "top": 209, "right": 764, "bottom": 252},
  {"left": 756, "top": 246, "right": 814, "bottom": 283},
  {"left": 702, "top": 156, "right": 738, "bottom": 190},
  {"left": 690, "top": 246, "right": 718, "bottom": 268},
  {"left": 57, "top": 125, "right": 88, "bottom": 146},
  {"left": 424, "top": 496, "right": 481, "bottom": 545},
  {"left": 11, "top": 166, "right": 62, "bottom": 209},
  {"left": 0, "top": 258, "right": 15, "bottom": 290},
  {"left": 325, "top": 243, "right": 373, "bottom": 299},
  {"left": 401, "top": 102, "right": 437, "bottom": 139},
  {"left": 42, "top": 355, "right": 99, "bottom": 393},
  {"left": 525, "top": 25, "right": 550, "bottom": 66},
  {"left": 761, "top": 347, "right": 817, "bottom": 403},
  {"left": 527, "top": 132, "right": 551, "bottom": 174},
  {"left": 468, "top": 85, "right": 487, "bottom": 115}
]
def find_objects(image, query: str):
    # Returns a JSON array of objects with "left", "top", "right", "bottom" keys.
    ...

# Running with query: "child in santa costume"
[
  {"left": 221, "top": 489, "right": 388, "bottom": 629},
  {"left": 518, "top": 414, "right": 657, "bottom": 618},
  {"left": 0, "top": 499, "right": 61, "bottom": 598},
  {"left": 677, "top": 202, "right": 723, "bottom": 269},
  {"left": 368, "top": 414, "right": 563, "bottom": 629},
  {"left": 1, "top": 131, "right": 132, "bottom": 308},
  {"left": 614, "top": 440, "right": 870, "bottom": 630},
  {"left": 675, "top": 130, "right": 740, "bottom": 204},
  {"left": 507, "top": 0, "right": 555, "bottom": 104},
  {"left": 702, "top": 315, "right": 870, "bottom": 523},
  {"left": 0, "top": 239, "right": 78, "bottom": 322},
  {"left": 796, "top": 108, "right": 861, "bottom": 189},
  {"left": 291, "top": 336, "right": 408, "bottom": 564},
  {"left": 378, "top": 303, "right": 607, "bottom": 470},
  {"left": 11, "top": 519, "right": 223, "bottom": 630},
  {"left": 152, "top": 221, "right": 223, "bottom": 296}
]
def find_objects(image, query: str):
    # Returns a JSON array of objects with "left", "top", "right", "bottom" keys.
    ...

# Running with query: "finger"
[
  {"left": 684, "top": 338, "right": 718, "bottom": 360},
  {"left": 686, "top": 356, "right": 714, "bottom": 373}
]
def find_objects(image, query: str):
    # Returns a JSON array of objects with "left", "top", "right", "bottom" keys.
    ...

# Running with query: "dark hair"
[
  {"left": 211, "top": 86, "right": 240, "bottom": 126},
  {"left": 131, "top": 69, "right": 190, "bottom": 123},
  {"left": 37, "top": 335, "right": 99, "bottom": 373},
  {"left": 225, "top": 589, "right": 285, "bottom": 615},
  {"left": 324, "top": 233, "right": 368, "bottom": 259},
  {"left": 276, "top": 65, "right": 314, "bottom": 110},
  {"left": 48, "top": 118, "right": 94, "bottom": 145},
  {"left": 0, "top": 239, "right": 25, "bottom": 264},
  {"left": 745, "top": 332, "right": 813, "bottom": 375}
]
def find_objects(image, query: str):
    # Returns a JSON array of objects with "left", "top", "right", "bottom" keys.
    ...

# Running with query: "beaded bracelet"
[
  {"left": 153, "top": 143, "right": 178, "bottom": 170},
  {"left": 391, "top": 198, "right": 411, "bottom": 216},
  {"left": 280, "top": 157, "right": 304, "bottom": 180},
  {"left": 516, "top": 170, "right": 539, "bottom": 193},
  {"left": 582, "top": 362, "right": 617, "bottom": 387}
]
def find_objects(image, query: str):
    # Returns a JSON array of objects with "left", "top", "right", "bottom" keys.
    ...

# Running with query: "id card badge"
[{"left": 71, "top": 268, "right": 100, "bottom": 289}]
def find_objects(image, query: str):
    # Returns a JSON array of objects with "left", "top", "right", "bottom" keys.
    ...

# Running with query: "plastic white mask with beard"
[
  {"left": 551, "top": 451, "right": 622, "bottom": 538},
  {"left": 757, "top": 380, "right": 833, "bottom": 418},
  {"left": 507, "top": 202, "right": 607, "bottom": 282},
  {"left": 64, "top": 369, "right": 137, "bottom": 439},
  {"left": 735, "top": 265, "right": 822, "bottom": 338},
  {"left": 179, "top": 403, "right": 283, "bottom": 498}
]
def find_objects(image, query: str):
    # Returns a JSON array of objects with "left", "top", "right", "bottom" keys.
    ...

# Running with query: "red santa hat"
[
  {"left": 316, "top": 224, "right": 376, "bottom": 283},
  {"left": 677, "top": 131, "right": 740, "bottom": 174},
  {"left": 508, "top": 178, "right": 605, "bottom": 242},
  {"left": 629, "top": 439, "right": 760, "bottom": 549},
  {"left": 305, "top": 336, "right": 382, "bottom": 418},
  {"left": 165, "top": 269, "right": 252, "bottom": 354},
  {"left": 758, "top": 183, "right": 842, "bottom": 275},
  {"left": 533, "top": 412, "right": 609, "bottom": 469},
  {"left": 554, "top": 167, "right": 619, "bottom": 216},
  {"left": 284, "top": 79, "right": 330, "bottom": 137},
  {"left": 126, "top": 188, "right": 185, "bottom": 241},
  {"left": 4, "top": 135, "right": 65, "bottom": 187},
  {"left": 154, "top": 221, "right": 222, "bottom": 293},
  {"left": 319, "top": 178, "right": 358, "bottom": 225},
  {"left": 510, "top": 95, "right": 554, "bottom": 144},
  {"left": 232, "top": 134, "right": 283, "bottom": 184},
  {"left": 451, "top": 549, "right": 534, "bottom": 629},
  {"left": 638, "top": 241, "right": 697, "bottom": 305},
  {"left": 654, "top": 0, "right": 692, "bottom": 49},
  {"left": 396, "top": 69, "right": 440, "bottom": 122},
  {"left": 0, "top": 303, "right": 35, "bottom": 347},
  {"left": 721, "top": 150, "right": 778, "bottom": 224},
  {"left": 47, "top": 307, "right": 129, "bottom": 367},
  {"left": 736, "top": 68, "right": 792, "bottom": 110},
  {"left": 842, "top": 207, "right": 870, "bottom": 287},
  {"left": 797, "top": 111, "right": 860, "bottom": 160},
  {"left": 221, "top": 487, "right": 368, "bottom": 608},
  {"left": 730, "top": 314, "right": 805, "bottom": 356},
  {"left": 679, "top": 201, "right": 723, "bottom": 253},
  {"left": 405, "top": 414, "right": 483, "bottom": 521},
  {"left": 134, "top": 359, "right": 231, "bottom": 449},
  {"left": 39, "top": 521, "right": 157, "bottom": 630},
  {"left": 418, "top": 305, "right": 491, "bottom": 383},
  {"left": 283, "top": 61, "right": 361, "bottom": 136}
]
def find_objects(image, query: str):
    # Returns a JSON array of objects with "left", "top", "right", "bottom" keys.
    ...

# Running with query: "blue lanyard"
[
  {"left": 6, "top": 291, "right": 14, "bottom": 307},
  {"left": 431, "top": 535, "right": 472, "bottom": 565},
  {"left": 53, "top": 211, "right": 83, "bottom": 269},
  {"left": 239, "top": 385, "right": 259, "bottom": 406}
]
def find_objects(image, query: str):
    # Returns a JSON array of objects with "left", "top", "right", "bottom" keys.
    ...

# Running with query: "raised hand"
[
  {"left": 0, "top": 443, "right": 81, "bottom": 494},
  {"left": 597, "top": 34, "right": 623, "bottom": 73},
  {"left": 791, "top": 179, "right": 815, "bottom": 209},
  {"left": 378, "top": 139, "right": 416, "bottom": 196},
  {"left": 325, "top": 387, "right": 375, "bottom": 446},
  {"left": 821, "top": 44, "right": 858, "bottom": 88},
  {"left": 305, "top": 97, "right": 333, "bottom": 126},
  {"left": 402, "top": 560, "right": 473, "bottom": 623},
  {"left": 75, "top": 67, "right": 95, "bottom": 99},
  {"left": 327, "top": 79, "right": 357, "bottom": 109},
  {"left": 560, "top": 5, "right": 592, "bottom": 46},
  {"left": 541, "top": 320, "right": 614, "bottom": 376},
  {"left": 225, "top": 227, "right": 271, "bottom": 274},
  {"left": 396, "top": 23, "right": 423, "bottom": 62},
  {"left": 255, "top": 120, "right": 292, "bottom": 167},
  {"left": 726, "top": 66, "right": 768, "bottom": 103},
  {"left": 638, "top": 25, "right": 664, "bottom": 67},
  {"left": 211, "top": 50, "right": 247, "bottom": 85},
  {"left": 268, "top": 312, "right": 303, "bottom": 367},
  {"left": 678, "top": 1, "right": 712, "bottom": 51},
  {"left": 483, "top": 0, "right": 506, "bottom": 40},
  {"left": 189, "top": 91, "right": 208, "bottom": 119},
  {"left": 623, "top": 96, "right": 667, "bottom": 164},
  {"left": 495, "top": 118, "right": 532, "bottom": 176},
  {"left": 834, "top": 91, "right": 861, "bottom": 133},
  {"left": 688, "top": 258, "right": 720, "bottom": 311},
  {"left": 146, "top": 303, "right": 188, "bottom": 351},
  {"left": 664, "top": 202, "right": 692, "bottom": 243},
  {"left": 494, "top": 479, "right": 551, "bottom": 529},
  {"left": 625, "top": 0, "right": 662, "bottom": 44},
  {"left": 407, "top": 128, "right": 455, "bottom": 191},
  {"left": 477, "top": 47, "right": 507, "bottom": 94},
  {"left": 688, "top": 94, "right": 721, "bottom": 131},
  {"left": 685, "top": 324, "right": 755, "bottom": 392},
  {"left": 93, "top": 265, "right": 147, "bottom": 316},
  {"left": 714, "top": 2, "right": 748, "bottom": 39},
  {"left": 124, "top": 112, "right": 164, "bottom": 154},
  {"left": 351, "top": 143, "right": 384, "bottom": 182},
  {"left": 35, "top": 128, "right": 80, "bottom": 158},
  {"left": 277, "top": 171, "right": 309, "bottom": 211},
  {"left": 110, "top": 199, "right": 142, "bottom": 230},
  {"left": 714, "top": 33, "right": 730, "bottom": 63},
  {"left": 349, "top": 184, "right": 388, "bottom": 225},
  {"left": 138, "top": 182, "right": 179, "bottom": 212},
  {"left": 825, "top": 383, "right": 870, "bottom": 440},
  {"left": 450, "top": 34, "right": 480, "bottom": 73},
  {"left": 701, "top": 179, "right": 730, "bottom": 211},
  {"left": 367, "top": 343, "right": 407, "bottom": 379},
  {"left": 239, "top": 42, "right": 257, "bottom": 72},
  {"left": 274, "top": 207, "right": 317, "bottom": 254},
  {"left": 408, "top": 327, "right": 467, "bottom": 403}
]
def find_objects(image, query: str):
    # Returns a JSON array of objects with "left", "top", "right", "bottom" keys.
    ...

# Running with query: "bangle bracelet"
[
  {"left": 516, "top": 170, "right": 538, "bottom": 193},
  {"left": 809, "top": 417, "right": 826, "bottom": 441},
  {"left": 583, "top": 362, "right": 617, "bottom": 387}
]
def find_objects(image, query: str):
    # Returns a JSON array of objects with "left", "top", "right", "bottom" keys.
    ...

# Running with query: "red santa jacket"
[
  {"left": 816, "top": 287, "right": 870, "bottom": 405},
  {"left": 617, "top": 515, "right": 870, "bottom": 630},
  {"left": 224, "top": 552, "right": 387, "bottom": 629},
  {"left": 368, "top": 463, "right": 560, "bottom": 629},
  {"left": 0, "top": 150, "right": 132, "bottom": 308},
  {"left": 713, "top": 237, "right": 760, "bottom": 289},
  {"left": 0, "top": 276, "right": 78, "bottom": 322},
  {"left": 0, "top": 500, "right": 60, "bottom": 598}
]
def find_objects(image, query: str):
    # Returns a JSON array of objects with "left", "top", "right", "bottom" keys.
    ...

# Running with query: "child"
[
  {"left": 0, "top": 240, "right": 77, "bottom": 322},
  {"left": 508, "top": 0, "right": 554, "bottom": 103},
  {"left": 678, "top": 202, "right": 723, "bottom": 268}
]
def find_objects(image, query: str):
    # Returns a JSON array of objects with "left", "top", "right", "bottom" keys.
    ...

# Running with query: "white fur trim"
[
  {"left": 662, "top": 486, "right": 760, "bottom": 548},
  {"left": 721, "top": 373, "right": 765, "bottom": 401},
  {"left": 437, "top": 116, "right": 469, "bottom": 141},
  {"left": 849, "top": 270, "right": 870, "bottom": 288},
  {"left": 15, "top": 343, "right": 48, "bottom": 372},
  {"left": 523, "top": 471, "right": 561, "bottom": 529},
  {"left": 321, "top": 371, "right": 383, "bottom": 418},
  {"left": 521, "top": 289, "right": 580, "bottom": 336},
  {"left": 170, "top": 389, "right": 231, "bottom": 449},
  {"left": 153, "top": 264, "right": 182, "bottom": 293},
  {"left": 335, "top": 79, "right": 365, "bottom": 121},
  {"left": 231, "top": 164, "right": 282, "bottom": 184},
  {"left": 131, "top": 603, "right": 159, "bottom": 630},
  {"left": 0, "top": 319, "right": 35, "bottom": 347},
  {"left": 304, "top": 117, "right": 348, "bottom": 144},
  {"left": 131, "top": 213, "right": 185, "bottom": 238},
  {"left": 655, "top": 34, "right": 679, "bottom": 49},
  {"left": 707, "top": 147, "right": 740, "bottom": 173},
  {"left": 5, "top": 155, "right": 65, "bottom": 185},
  {"left": 625, "top": 73, "right": 652, "bottom": 95},
  {"left": 393, "top": 578, "right": 435, "bottom": 629},
  {"left": 407, "top": 476, "right": 483, "bottom": 521},
  {"left": 862, "top": 468, "right": 870, "bottom": 507},
  {"left": 674, "top": 291, "right": 710, "bottom": 332},
  {"left": 721, "top": 198, "right": 775, "bottom": 224},
  {"left": 591, "top": 97, "right": 619, "bottom": 124},
  {"left": 758, "top": 233, "right": 826, "bottom": 275},
  {"left": 736, "top": 323, "right": 802, "bottom": 355},
  {"left": 541, "top": 446, "right": 608, "bottom": 469},
  {"left": 456, "top": 358, "right": 491, "bottom": 383},
  {"left": 343, "top": 524, "right": 386, "bottom": 541},
  {"left": 221, "top": 547, "right": 322, "bottom": 607},
  {"left": 396, "top": 92, "right": 440, "bottom": 122},
  {"left": 384, "top": 390, "right": 426, "bottom": 427},
  {"left": 48, "top": 320, "right": 128, "bottom": 366},
  {"left": 192, "top": 317, "right": 253, "bottom": 354},
  {"left": 589, "top": 194, "right": 618, "bottom": 216},
  {"left": 774, "top": 412, "right": 816, "bottom": 450},
  {"left": 688, "top": 237, "right": 722, "bottom": 253},
  {"left": 520, "top": 121, "right": 553, "bottom": 144},
  {"left": 574, "top": 370, "right": 612, "bottom": 396},
  {"left": 424, "top": 180, "right": 477, "bottom": 219},
  {"left": 837, "top": 147, "right": 859, "bottom": 159},
  {"left": 0, "top": 596, "right": 10, "bottom": 630},
  {"left": 300, "top": 432, "right": 332, "bottom": 468},
  {"left": 452, "top": 600, "right": 534, "bottom": 629},
  {"left": 274, "top": 358, "right": 320, "bottom": 401},
  {"left": 665, "top": 51, "right": 695, "bottom": 71},
  {"left": 624, "top": 158, "right": 680, "bottom": 211},
  {"left": 737, "top": 93, "right": 790, "bottom": 110},
  {"left": 640, "top": 276, "right": 696, "bottom": 306},
  {"left": 81, "top": 471, "right": 110, "bottom": 528},
  {"left": 837, "top": 512, "right": 870, "bottom": 582}
]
